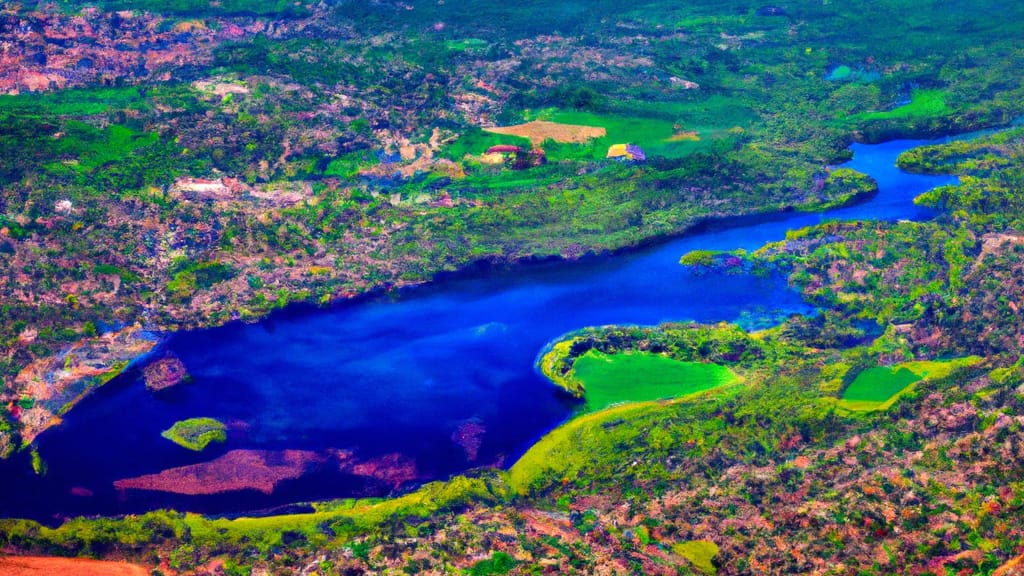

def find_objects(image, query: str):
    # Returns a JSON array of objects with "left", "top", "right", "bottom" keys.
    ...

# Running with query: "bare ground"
[
  {"left": 484, "top": 120, "right": 606, "bottom": 147},
  {"left": 0, "top": 556, "right": 150, "bottom": 576}
]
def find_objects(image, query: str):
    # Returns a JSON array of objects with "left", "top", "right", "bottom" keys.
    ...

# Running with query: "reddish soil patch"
[
  {"left": 484, "top": 120, "right": 605, "bottom": 147},
  {"left": 0, "top": 556, "right": 149, "bottom": 576},
  {"left": 667, "top": 130, "right": 700, "bottom": 142},
  {"left": 113, "top": 449, "right": 323, "bottom": 495},
  {"left": 995, "top": 554, "right": 1024, "bottom": 576},
  {"left": 114, "top": 447, "right": 423, "bottom": 496},
  {"left": 143, "top": 356, "right": 189, "bottom": 391},
  {"left": 345, "top": 453, "right": 419, "bottom": 489}
]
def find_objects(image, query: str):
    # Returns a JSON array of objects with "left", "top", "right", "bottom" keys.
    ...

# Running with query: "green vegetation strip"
[
  {"left": 0, "top": 475, "right": 508, "bottom": 557},
  {"left": 508, "top": 401, "right": 663, "bottom": 494},
  {"left": 573, "top": 351, "right": 738, "bottom": 412},
  {"left": 182, "top": 475, "right": 506, "bottom": 543},
  {"left": 509, "top": 379, "right": 740, "bottom": 496},
  {"left": 161, "top": 418, "right": 227, "bottom": 452},
  {"left": 0, "top": 86, "right": 149, "bottom": 116},
  {"left": 538, "top": 109, "right": 687, "bottom": 160}
]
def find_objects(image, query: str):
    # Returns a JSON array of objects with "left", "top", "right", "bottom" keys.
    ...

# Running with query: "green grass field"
[
  {"left": 855, "top": 89, "right": 950, "bottom": 121},
  {"left": 842, "top": 366, "right": 921, "bottom": 403},
  {"left": 529, "top": 96, "right": 754, "bottom": 160},
  {"left": 839, "top": 357, "right": 981, "bottom": 411},
  {"left": 0, "top": 86, "right": 150, "bottom": 116},
  {"left": 673, "top": 540, "right": 720, "bottom": 575},
  {"left": 507, "top": 401, "right": 664, "bottom": 494},
  {"left": 439, "top": 127, "right": 532, "bottom": 161},
  {"left": 573, "top": 350, "right": 738, "bottom": 412},
  {"left": 525, "top": 110, "right": 687, "bottom": 160},
  {"left": 443, "top": 97, "right": 752, "bottom": 163}
]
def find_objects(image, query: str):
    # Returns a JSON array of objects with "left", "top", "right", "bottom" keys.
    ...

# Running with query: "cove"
[{"left": 0, "top": 138, "right": 957, "bottom": 522}]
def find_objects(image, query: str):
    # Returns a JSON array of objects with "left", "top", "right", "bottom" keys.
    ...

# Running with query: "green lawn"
[
  {"left": 573, "top": 350, "right": 738, "bottom": 413},
  {"left": 445, "top": 38, "right": 490, "bottom": 52},
  {"left": 508, "top": 401, "right": 666, "bottom": 494},
  {"left": 438, "top": 127, "right": 532, "bottom": 161}
]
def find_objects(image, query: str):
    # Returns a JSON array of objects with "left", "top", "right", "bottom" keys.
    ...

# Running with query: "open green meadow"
[
  {"left": 855, "top": 89, "right": 950, "bottom": 122},
  {"left": 531, "top": 107, "right": 751, "bottom": 160},
  {"left": 842, "top": 366, "right": 922, "bottom": 403},
  {"left": 839, "top": 357, "right": 982, "bottom": 411},
  {"left": 573, "top": 350, "right": 739, "bottom": 412},
  {"left": 437, "top": 127, "right": 532, "bottom": 161},
  {"left": 672, "top": 540, "right": 720, "bottom": 575}
]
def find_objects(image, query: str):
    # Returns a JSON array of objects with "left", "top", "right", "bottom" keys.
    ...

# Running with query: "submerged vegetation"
[{"left": 0, "top": 0, "right": 1024, "bottom": 573}]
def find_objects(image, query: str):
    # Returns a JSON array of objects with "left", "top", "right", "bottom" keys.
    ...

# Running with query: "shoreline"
[
  {"left": 0, "top": 125, "right": 989, "bottom": 525},
  {"left": 1, "top": 144, "right": 894, "bottom": 459},
  {"left": 162, "top": 186, "right": 879, "bottom": 339},
  {"left": 15, "top": 114, "right": 1002, "bottom": 457}
]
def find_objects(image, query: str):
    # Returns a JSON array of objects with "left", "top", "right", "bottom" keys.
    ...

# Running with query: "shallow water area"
[{"left": 0, "top": 137, "right": 958, "bottom": 521}]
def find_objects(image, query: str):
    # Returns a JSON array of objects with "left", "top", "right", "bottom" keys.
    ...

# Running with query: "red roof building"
[{"left": 485, "top": 145, "right": 523, "bottom": 154}]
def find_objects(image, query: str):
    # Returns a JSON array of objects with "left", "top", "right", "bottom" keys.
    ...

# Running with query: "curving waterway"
[{"left": 1, "top": 138, "right": 959, "bottom": 522}]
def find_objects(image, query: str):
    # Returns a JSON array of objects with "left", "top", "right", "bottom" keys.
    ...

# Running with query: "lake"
[{"left": 0, "top": 138, "right": 957, "bottom": 522}]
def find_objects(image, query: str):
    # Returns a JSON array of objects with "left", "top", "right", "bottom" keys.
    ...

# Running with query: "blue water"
[{"left": 1, "top": 139, "right": 957, "bottom": 521}]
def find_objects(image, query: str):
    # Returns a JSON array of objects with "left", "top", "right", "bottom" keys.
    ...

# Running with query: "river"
[{"left": 0, "top": 138, "right": 958, "bottom": 522}]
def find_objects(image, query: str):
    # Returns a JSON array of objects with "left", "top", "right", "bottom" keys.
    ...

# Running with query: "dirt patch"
[
  {"left": 667, "top": 131, "right": 701, "bottom": 142},
  {"left": 994, "top": 554, "right": 1024, "bottom": 576},
  {"left": 0, "top": 556, "right": 150, "bottom": 576},
  {"left": 143, "top": 355, "right": 189, "bottom": 391},
  {"left": 484, "top": 120, "right": 605, "bottom": 147},
  {"left": 980, "top": 232, "right": 1024, "bottom": 257}
]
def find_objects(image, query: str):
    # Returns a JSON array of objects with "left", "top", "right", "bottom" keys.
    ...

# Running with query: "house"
[
  {"left": 485, "top": 145, "right": 523, "bottom": 154},
  {"left": 606, "top": 144, "right": 646, "bottom": 162}
]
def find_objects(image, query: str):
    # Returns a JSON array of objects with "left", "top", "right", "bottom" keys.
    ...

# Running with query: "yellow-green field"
[{"left": 673, "top": 540, "right": 720, "bottom": 575}]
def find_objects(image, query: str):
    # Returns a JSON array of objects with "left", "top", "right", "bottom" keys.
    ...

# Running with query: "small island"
[
  {"left": 143, "top": 356, "right": 190, "bottom": 392},
  {"left": 160, "top": 418, "right": 227, "bottom": 452}
]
